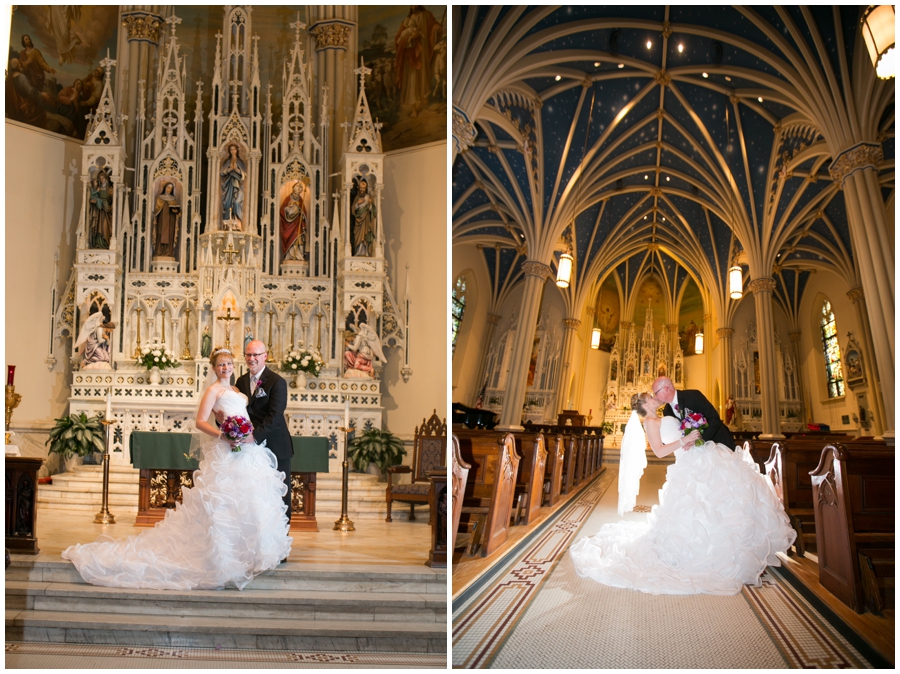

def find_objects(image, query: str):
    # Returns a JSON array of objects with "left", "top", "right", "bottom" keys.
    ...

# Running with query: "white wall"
[{"left": 380, "top": 140, "right": 447, "bottom": 438}]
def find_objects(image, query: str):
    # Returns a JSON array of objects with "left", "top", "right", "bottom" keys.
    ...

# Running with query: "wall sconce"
[
  {"left": 556, "top": 252, "right": 573, "bottom": 288},
  {"left": 729, "top": 264, "right": 743, "bottom": 299},
  {"left": 861, "top": 5, "right": 895, "bottom": 79},
  {"left": 591, "top": 328, "right": 602, "bottom": 350},
  {"left": 694, "top": 331, "right": 704, "bottom": 355}
]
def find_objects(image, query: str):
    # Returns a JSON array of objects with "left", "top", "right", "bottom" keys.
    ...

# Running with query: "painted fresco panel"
[
  {"left": 678, "top": 278, "right": 705, "bottom": 355},
  {"left": 7, "top": 6, "right": 119, "bottom": 138}
]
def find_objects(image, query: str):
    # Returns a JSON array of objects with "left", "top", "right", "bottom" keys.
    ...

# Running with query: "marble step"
[
  {"left": 6, "top": 581, "right": 445, "bottom": 623},
  {"left": 5, "top": 609, "right": 446, "bottom": 653},
  {"left": 7, "top": 559, "right": 446, "bottom": 594}
]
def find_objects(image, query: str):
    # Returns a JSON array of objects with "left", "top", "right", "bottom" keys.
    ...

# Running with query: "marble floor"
[{"left": 27, "top": 504, "right": 434, "bottom": 568}]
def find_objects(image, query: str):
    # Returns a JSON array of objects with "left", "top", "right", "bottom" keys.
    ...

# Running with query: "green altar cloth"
[{"left": 130, "top": 432, "right": 329, "bottom": 472}]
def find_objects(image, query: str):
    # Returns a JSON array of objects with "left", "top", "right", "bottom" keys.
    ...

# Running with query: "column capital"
[
  {"left": 666, "top": 324, "right": 678, "bottom": 332},
  {"left": 563, "top": 318, "right": 581, "bottom": 330},
  {"left": 620, "top": 321, "right": 632, "bottom": 330},
  {"left": 586, "top": 306, "right": 596, "bottom": 317},
  {"left": 748, "top": 277, "right": 777, "bottom": 294},
  {"left": 122, "top": 12, "right": 164, "bottom": 45},
  {"left": 453, "top": 106, "right": 477, "bottom": 155},
  {"left": 716, "top": 327, "right": 734, "bottom": 339},
  {"left": 846, "top": 286, "right": 865, "bottom": 303},
  {"left": 521, "top": 260, "right": 552, "bottom": 280},
  {"left": 487, "top": 313, "right": 502, "bottom": 325},
  {"left": 829, "top": 142, "right": 883, "bottom": 185},
  {"left": 702, "top": 314, "right": 711, "bottom": 322},
  {"left": 789, "top": 331, "right": 802, "bottom": 342},
  {"left": 309, "top": 21, "right": 353, "bottom": 51}
]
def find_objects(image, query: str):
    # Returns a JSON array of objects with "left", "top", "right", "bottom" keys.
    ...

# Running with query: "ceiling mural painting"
[{"left": 452, "top": 6, "right": 894, "bottom": 326}]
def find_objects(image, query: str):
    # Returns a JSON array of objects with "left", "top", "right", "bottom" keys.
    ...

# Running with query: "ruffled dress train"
[
  {"left": 62, "top": 391, "right": 292, "bottom": 591},
  {"left": 569, "top": 417, "right": 795, "bottom": 596}
]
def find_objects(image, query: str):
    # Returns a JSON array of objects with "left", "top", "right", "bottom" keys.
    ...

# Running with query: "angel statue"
[
  {"left": 75, "top": 311, "right": 115, "bottom": 370},
  {"left": 344, "top": 322, "right": 387, "bottom": 378}
]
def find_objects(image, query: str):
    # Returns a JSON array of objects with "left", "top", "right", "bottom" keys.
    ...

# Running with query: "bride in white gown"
[
  {"left": 62, "top": 348, "right": 292, "bottom": 591},
  {"left": 569, "top": 392, "right": 795, "bottom": 596}
]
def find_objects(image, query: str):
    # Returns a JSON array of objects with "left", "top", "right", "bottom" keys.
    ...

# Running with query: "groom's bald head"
[{"left": 652, "top": 376, "right": 675, "bottom": 404}]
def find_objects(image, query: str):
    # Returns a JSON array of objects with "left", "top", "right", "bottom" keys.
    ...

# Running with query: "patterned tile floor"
[
  {"left": 452, "top": 466, "right": 875, "bottom": 669},
  {"left": 5, "top": 642, "right": 447, "bottom": 669}
]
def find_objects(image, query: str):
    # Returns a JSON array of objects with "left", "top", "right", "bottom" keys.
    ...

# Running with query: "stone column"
[
  {"left": 556, "top": 317, "right": 582, "bottom": 416},
  {"left": 702, "top": 313, "right": 713, "bottom": 405},
  {"left": 847, "top": 287, "right": 886, "bottom": 437},
  {"left": 788, "top": 331, "right": 807, "bottom": 424},
  {"left": 452, "top": 105, "right": 477, "bottom": 165},
  {"left": 497, "top": 261, "right": 551, "bottom": 431},
  {"left": 830, "top": 143, "right": 893, "bottom": 436},
  {"left": 749, "top": 278, "right": 783, "bottom": 438},
  {"left": 308, "top": 8, "right": 357, "bottom": 193},
  {"left": 119, "top": 7, "right": 164, "bottom": 189},
  {"left": 716, "top": 327, "right": 734, "bottom": 407},
  {"left": 473, "top": 313, "right": 501, "bottom": 398}
]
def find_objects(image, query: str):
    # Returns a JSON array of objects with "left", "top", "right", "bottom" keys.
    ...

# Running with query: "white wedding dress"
[
  {"left": 62, "top": 390, "right": 292, "bottom": 591},
  {"left": 569, "top": 417, "right": 795, "bottom": 595}
]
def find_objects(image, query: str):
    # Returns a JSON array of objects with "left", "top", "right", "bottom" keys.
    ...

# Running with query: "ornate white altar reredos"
[{"left": 48, "top": 8, "right": 409, "bottom": 467}]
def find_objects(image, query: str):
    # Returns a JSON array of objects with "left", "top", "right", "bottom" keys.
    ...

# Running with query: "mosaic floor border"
[{"left": 5, "top": 642, "right": 446, "bottom": 668}]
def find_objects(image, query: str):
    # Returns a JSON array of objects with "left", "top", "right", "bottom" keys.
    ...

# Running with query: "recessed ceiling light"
[
  {"left": 555, "top": 75, "right": 562, "bottom": 81},
  {"left": 702, "top": 72, "right": 708, "bottom": 78},
  {"left": 758, "top": 96, "right": 763, "bottom": 102},
  {"left": 646, "top": 40, "right": 652, "bottom": 49},
  {"left": 677, "top": 43, "right": 684, "bottom": 53},
  {"left": 725, "top": 76, "right": 732, "bottom": 82},
  {"left": 594, "top": 61, "right": 601, "bottom": 67},
  {"left": 618, "top": 63, "right": 625, "bottom": 69}
]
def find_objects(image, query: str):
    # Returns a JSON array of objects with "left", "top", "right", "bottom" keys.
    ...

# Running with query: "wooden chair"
[
  {"left": 451, "top": 435, "right": 472, "bottom": 552},
  {"left": 386, "top": 410, "right": 446, "bottom": 522}
]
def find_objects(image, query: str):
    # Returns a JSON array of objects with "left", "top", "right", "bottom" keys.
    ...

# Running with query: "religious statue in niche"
[
  {"left": 610, "top": 358, "right": 618, "bottom": 381},
  {"left": 152, "top": 182, "right": 181, "bottom": 258},
  {"left": 625, "top": 363, "right": 634, "bottom": 385},
  {"left": 280, "top": 180, "right": 309, "bottom": 262},
  {"left": 220, "top": 144, "right": 245, "bottom": 229},
  {"left": 88, "top": 165, "right": 113, "bottom": 249},
  {"left": 243, "top": 327, "right": 254, "bottom": 352},
  {"left": 74, "top": 308, "right": 115, "bottom": 370},
  {"left": 344, "top": 322, "right": 387, "bottom": 378},
  {"left": 351, "top": 176, "right": 376, "bottom": 256},
  {"left": 200, "top": 325, "right": 212, "bottom": 358}
]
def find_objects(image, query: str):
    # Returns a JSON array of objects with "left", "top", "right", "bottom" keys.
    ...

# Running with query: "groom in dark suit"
[
  {"left": 652, "top": 376, "right": 736, "bottom": 450},
  {"left": 237, "top": 340, "right": 294, "bottom": 517}
]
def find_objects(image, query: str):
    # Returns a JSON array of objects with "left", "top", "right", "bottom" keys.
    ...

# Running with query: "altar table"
[{"left": 130, "top": 432, "right": 329, "bottom": 531}]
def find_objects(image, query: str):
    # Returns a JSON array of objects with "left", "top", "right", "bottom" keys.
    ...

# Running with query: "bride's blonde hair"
[
  {"left": 630, "top": 392, "right": 655, "bottom": 418},
  {"left": 209, "top": 346, "right": 233, "bottom": 366}
]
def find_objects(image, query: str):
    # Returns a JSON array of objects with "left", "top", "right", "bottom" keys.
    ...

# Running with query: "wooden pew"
[
  {"left": 561, "top": 433, "right": 577, "bottom": 494},
  {"left": 511, "top": 431, "right": 547, "bottom": 525},
  {"left": 810, "top": 442, "right": 894, "bottom": 615},
  {"left": 542, "top": 433, "right": 565, "bottom": 507},
  {"left": 450, "top": 435, "right": 471, "bottom": 552},
  {"left": 455, "top": 430, "right": 521, "bottom": 557}
]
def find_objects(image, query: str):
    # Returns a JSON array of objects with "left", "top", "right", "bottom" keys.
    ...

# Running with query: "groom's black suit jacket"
[
  {"left": 237, "top": 366, "right": 293, "bottom": 513},
  {"left": 663, "top": 389, "right": 736, "bottom": 450}
]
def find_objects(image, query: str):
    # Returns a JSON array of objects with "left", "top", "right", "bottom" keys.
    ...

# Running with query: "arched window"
[
  {"left": 451, "top": 274, "right": 467, "bottom": 354},
  {"left": 820, "top": 299, "right": 844, "bottom": 398}
]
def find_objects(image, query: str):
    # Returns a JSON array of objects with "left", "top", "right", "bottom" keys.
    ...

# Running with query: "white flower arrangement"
[
  {"left": 137, "top": 342, "right": 180, "bottom": 370},
  {"left": 281, "top": 347, "right": 324, "bottom": 377}
]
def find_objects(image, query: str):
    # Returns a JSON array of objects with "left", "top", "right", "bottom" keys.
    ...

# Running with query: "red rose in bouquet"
[{"left": 679, "top": 409, "right": 708, "bottom": 447}]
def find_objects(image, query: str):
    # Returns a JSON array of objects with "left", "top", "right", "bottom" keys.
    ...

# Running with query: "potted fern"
[
  {"left": 347, "top": 428, "right": 406, "bottom": 481},
  {"left": 46, "top": 412, "right": 106, "bottom": 470}
]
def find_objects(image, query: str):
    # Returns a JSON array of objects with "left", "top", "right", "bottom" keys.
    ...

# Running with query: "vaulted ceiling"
[{"left": 452, "top": 6, "right": 894, "bottom": 326}]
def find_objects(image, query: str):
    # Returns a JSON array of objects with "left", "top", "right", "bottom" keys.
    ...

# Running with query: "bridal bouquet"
[
  {"left": 679, "top": 409, "right": 708, "bottom": 446},
  {"left": 221, "top": 415, "right": 254, "bottom": 452}
]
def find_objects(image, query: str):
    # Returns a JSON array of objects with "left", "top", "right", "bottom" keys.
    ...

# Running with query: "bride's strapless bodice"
[
  {"left": 213, "top": 389, "right": 250, "bottom": 418},
  {"left": 659, "top": 416, "right": 682, "bottom": 444}
]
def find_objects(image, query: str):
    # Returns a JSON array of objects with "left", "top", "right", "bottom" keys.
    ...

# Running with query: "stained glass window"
[
  {"left": 451, "top": 275, "right": 467, "bottom": 354},
  {"left": 820, "top": 300, "right": 844, "bottom": 398}
]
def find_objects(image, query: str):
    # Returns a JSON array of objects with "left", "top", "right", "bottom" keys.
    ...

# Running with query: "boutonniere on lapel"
[{"left": 253, "top": 380, "right": 267, "bottom": 398}]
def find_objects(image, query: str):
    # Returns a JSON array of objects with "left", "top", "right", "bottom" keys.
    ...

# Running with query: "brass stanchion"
[
  {"left": 94, "top": 419, "right": 116, "bottom": 524},
  {"left": 333, "top": 424, "right": 355, "bottom": 532}
]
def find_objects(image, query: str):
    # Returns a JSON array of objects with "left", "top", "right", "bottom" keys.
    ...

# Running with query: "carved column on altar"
[
  {"left": 308, "top": 7, "right": 358, "bottom": 194},
  {"left": 846, "top": 287, "right": 886, "bottom": 437},
  {"left": 830, "top": 144, "right": 894, "bottom": 436},
  {"left": 749, "top": 278, "right": 783, "bottom": 438},
  {"left": 556, "top": 317, "right": 581, "bottom": 416},
  {"left": 497, "top": 261, "right": 551, "bottom": 430}
]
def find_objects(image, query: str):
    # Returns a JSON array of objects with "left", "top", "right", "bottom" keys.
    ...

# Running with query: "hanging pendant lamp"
[
  {"left": 861, "top": 5, "right": 895, "bottom": 79},
  {"left": 729, "top": 264, "right": 743, "bottom": 299},
  {"left": 556, "top": 252, "right": 573, "bottom": 288},
  {"left": 694, "top": 331, "right": 704, "bottom": 355}
]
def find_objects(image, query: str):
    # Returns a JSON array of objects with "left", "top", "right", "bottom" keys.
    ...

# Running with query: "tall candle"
[
  {"left": 344, "top": 397, "right": 350, "bottom": 429},
  {"left": 589, "top": 408, "right": 592, "bottom": 416},
  {"left": 106, "top": 387, "right": 113, "bottom": 421},
  {"left": 7, "top": 366, "right": 15, "bottom": 386}
]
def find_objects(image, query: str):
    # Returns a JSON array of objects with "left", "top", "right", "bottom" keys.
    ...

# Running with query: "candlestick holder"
[
  {"left": 93, "top": 419, "right": 117, "bottom": 524},
  {"left": 5, "top": 384, "right": 22, "bottom": 445},
  {"left": 333, "top": 425, "right": 356, "bottom": 532}
]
